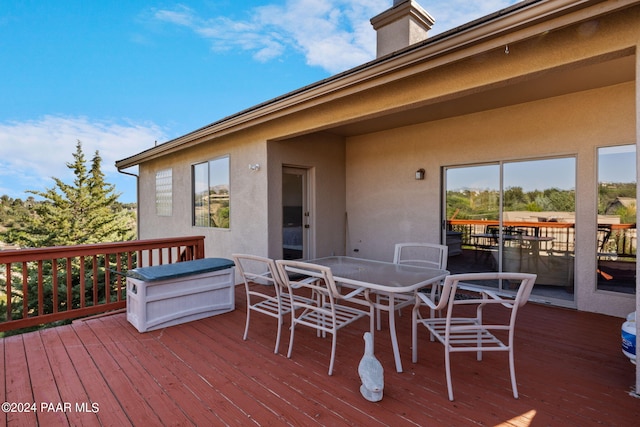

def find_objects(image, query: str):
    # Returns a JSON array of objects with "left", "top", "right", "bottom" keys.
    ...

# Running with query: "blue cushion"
[{"left": 127, "top": 258, "right": 235, "bottom": 282}]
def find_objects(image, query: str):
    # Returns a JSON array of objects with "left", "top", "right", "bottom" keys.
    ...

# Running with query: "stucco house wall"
[
  {"left": 345, "top": 82, "right": 635, "bottom": 316},
  {"left": 136, "top": 129, "right": 347, "bottom": 262},
  {"left": 137, "top": 130, "right": 270, "bottom": 257}
]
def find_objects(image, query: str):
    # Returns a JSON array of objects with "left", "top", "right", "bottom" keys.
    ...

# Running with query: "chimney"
[{"left": 370, "top": 0, "right": 435, "bottom": 58}]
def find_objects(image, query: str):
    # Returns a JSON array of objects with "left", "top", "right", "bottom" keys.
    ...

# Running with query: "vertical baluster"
[
  {"left": 93, "top": 255, "right": 98, "bottom": 306},
  {"left": 6, "top": 262, "right": 12, "bottom": 321},
  {"left": 79, "top": 255, "right": 86, "bottom": 308},
  {"left": 115, "top": 251, "right": 123, "bottom": 301},
  {"left": 105, "top": 255, "right": 111, "bottom": 303},
  {"left": 52, "top": 258, "right": 59, "bottom": 313},
  {"left": 66, "top": 258, "right": 72, "bottom": 311},
  {"left": 22, "top": 261, "right": 28, "bottom": 318},
  {"left": 37, "top": 260, "right": 44, "bottom": 316}
]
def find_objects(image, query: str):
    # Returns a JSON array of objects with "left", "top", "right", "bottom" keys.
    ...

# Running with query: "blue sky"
[{"left": 0, "top": 0, "right": 521, "bottom": 203}]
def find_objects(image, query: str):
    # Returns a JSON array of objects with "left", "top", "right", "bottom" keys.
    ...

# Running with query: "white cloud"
[
  {"left": 0, "top": 116, "right": 165, "bottom": 200},
  {"left": 423, "top": 0, "right": 523, "bottom": 34},
  {"left": 152, "top": 0, "right": 388, "bottom": 74},
  {"left": 150, "top": 0, "right": 521, "bottom": 74}
]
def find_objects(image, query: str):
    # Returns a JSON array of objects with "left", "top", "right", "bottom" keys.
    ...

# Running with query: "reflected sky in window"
[
  {"left": 598, "top": 145, "right": 636, "bottom": 183},
  {"left": 447, "top": 157, "right": 577, "bottom": 192}
]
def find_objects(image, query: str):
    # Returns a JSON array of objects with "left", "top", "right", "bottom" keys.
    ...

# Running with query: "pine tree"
[
  {"left": 0, "top": 142, "right": 136, "bottom": 333},
  {"left": 6, "top": 141, "right": 135, "bottom": 247}
]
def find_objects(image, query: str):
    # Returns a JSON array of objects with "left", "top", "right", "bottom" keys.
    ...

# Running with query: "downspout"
[{"left": 117, "top": 168, "right": 140, "bottom": 239}]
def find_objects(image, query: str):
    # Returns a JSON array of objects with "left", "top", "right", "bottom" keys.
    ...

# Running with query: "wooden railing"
[
  {"left": 0, "top": 236, "right": 205, "bottom": 333},
  {"left": 448, "top": 219, "right": 636, "bottom": 257}
]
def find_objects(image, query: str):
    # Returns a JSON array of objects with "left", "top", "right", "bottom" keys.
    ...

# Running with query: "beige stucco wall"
[
  {"left": 345, "top": 81, "right": 636, "bottom": 317},
  {"left": 137, "top": 130, "right": 346, "bottom": 262},
  {"left": 137, "top": 130, "right": 270, "bottom": 259}
]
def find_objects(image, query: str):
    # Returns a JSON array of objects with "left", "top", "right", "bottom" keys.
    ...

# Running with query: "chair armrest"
[
  {"left": 456, "top": 283, "right": 515, "bottom": 308},
  {"left": 342, "top": 286, "right": 368, "bottom": 299},
  {"left": 246, "top": 271, "right": 276, "bottom": 286},
  {"left": 416, "top": 291, "right": 438, "bottom": 310}
]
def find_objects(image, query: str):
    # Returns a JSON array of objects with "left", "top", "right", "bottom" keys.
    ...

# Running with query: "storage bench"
[{"left": 126, "top": 258, "right": 235, "bottom": 333}]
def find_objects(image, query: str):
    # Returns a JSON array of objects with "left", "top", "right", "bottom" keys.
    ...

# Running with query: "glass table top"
[{"left": 309, "top": 256, "right": 448, "bottom": 292}]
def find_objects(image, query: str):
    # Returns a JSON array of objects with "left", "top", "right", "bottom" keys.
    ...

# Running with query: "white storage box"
[{"left": 126, "top": 258, "right": 235, "bottom": 333}]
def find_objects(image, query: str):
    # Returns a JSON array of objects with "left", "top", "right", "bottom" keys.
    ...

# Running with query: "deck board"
[
  {"left": 191, "top": 314, "right": 387, "bottom": 426},
  {"left": 2, "top": 284, "right": 639, "bottom": 426},
  {"left": 22, "top": 332, "right": 69, "bottom": 427},
  {"left": 0, "top": 338, "right": 4, "bottom": 420},
  {"left": 4, "top": 335, "right": 38, "bottom": 427},
  {"left": 53, "top": 324, "right": 133, "bottom": 426},
  {"left": 106, "top": 315, "right": 217, "bottom": 426},
  {"left": 73, "top": 320, "right": 161, "bottom": 425},
  {"left": 37, "top": 326, "right": 98, "bottom": 426}
]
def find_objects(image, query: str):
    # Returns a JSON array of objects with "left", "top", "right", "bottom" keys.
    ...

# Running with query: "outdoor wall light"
[
  {"left": 415, "top": 168, "right": 425, "bottom": 180},
  {"left": 249, "top": 163, "right": 260, "bottom": 171}
]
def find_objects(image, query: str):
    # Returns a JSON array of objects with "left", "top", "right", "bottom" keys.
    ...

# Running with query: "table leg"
[
  {"left": 387, "top": 294, "right": 403, "bottom": 373},
  {"left": 364, "top": 289, "right": 375, "bottom": 341}
]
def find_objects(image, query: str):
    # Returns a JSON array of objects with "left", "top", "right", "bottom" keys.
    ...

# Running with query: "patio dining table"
[{"left": 308, "top": 256, "right": 449, "bottom": 373}]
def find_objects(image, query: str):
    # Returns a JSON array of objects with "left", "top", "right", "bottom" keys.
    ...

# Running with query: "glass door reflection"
[
  {"left": 597, "top": 145, "right": 636, "bottom": 294},
  {"left": 446, "top": 164, "right": 500, "bottom": 277},
  {"left": 446, "top": 157, "right": 576, "bottom": 302},
  {"left": 502, "top": 158, "right": 576, "bottom": 299}
]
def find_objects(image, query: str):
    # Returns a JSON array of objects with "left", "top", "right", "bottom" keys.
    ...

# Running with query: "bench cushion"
[{"left": 127, "top": 258, "right": 235, "bottom": 282}]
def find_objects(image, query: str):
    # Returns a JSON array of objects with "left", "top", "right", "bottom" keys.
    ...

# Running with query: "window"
[
  {"left": 155, "top": 169, "right": 172, "bottom": 216},
  {"left": 597, "top": 145, "right": 636, "bottom": 294},
  {"left": 193, "top": 156, "right": 230, "bottom": 228}
]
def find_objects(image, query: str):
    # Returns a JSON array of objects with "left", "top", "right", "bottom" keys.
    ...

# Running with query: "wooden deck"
[{"left": 1, "top": 284, "right": 638, "bottom": 426}]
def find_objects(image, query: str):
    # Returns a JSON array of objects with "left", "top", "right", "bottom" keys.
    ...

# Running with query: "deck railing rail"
[
  {"left": 0, "top": 236, "right": 205, "bottom": 332},
  {"left": 448, "top": 220, "right": 636, "bottom": 257}
]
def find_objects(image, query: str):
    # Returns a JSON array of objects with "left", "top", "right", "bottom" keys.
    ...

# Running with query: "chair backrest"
[
  {"left": 275, "top": 259, "right": 340, "bottom": 301},
  {"left": 232, "top": 253, "right": 283, "bottom": 291},
  {"left": 597, "top": 226, "right": 612, "bottom": 252},
  {"left": 394, "top": 243, "right": 448, "bottom": 270},
  {"left": 434, "top": 272, "right": 536, "bottom": 325}
]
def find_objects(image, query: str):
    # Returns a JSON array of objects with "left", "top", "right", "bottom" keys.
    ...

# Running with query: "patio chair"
[
  {"left": 233, "top": 254, "right": 292, "bottom": 354},
  {"left": 376, "top": 243, "right": 448, "bottom": 330},
  {"left": 275, "top": 259, "right": 374, "bottom": 375},
  {"left": 411, "top": 272, "right": 536, "bottom": 401}
]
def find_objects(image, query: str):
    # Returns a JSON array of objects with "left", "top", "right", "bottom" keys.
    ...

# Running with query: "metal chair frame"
[
  {"left": 376, "top": 243, "right": 448, "bottom": 330},
  {"left": 276, "top": 259, "right": 374, "bottom": 375},
  {"left": 233, "top": 254, "right": 292, "bottom": 354},
  {"left": 412, "top": 272, "right": 536, "bottom": 401}
]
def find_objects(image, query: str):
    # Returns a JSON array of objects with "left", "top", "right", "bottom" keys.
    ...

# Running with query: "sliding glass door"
[{"left": 446, "top": 157, "right": 576, "bottom": 302}]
